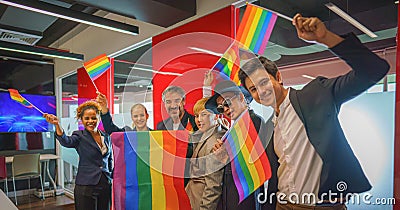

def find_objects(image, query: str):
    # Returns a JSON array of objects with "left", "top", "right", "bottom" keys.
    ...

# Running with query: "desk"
[
  {"left": 0, "top": 189, "right": 17, "bottom": 210},
  {"left": 6, "top": 154, "right": 59, "bottom": 196}
]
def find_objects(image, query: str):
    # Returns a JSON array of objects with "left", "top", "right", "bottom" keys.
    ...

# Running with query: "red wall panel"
[
  {"left": 77, "top": 58, "right": 114, "bottom": 129},
  {"left": 152, "top": 6, "right": 238, "bottom": 127}
]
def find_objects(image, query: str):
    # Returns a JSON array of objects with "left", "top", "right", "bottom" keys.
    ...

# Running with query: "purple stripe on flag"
[
  {"left": 111, "top": 132, "right": 126, "bottom": 210},
  {"left": 258, "top": 13, "right": 277, "bottom": 55},
  {"left": 225, "top": 134, "right": 246, "bottom": 201},
  {"left": 253, "top": 11, "right": 273, "bottom": 54}
]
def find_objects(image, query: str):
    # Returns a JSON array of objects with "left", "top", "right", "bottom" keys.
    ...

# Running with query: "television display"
[
  {"left": 0, "top": 58, "right": 54, "bottom": 95},
  {"left": 0, "top": 91, "right": 56, "bottom": 132}
]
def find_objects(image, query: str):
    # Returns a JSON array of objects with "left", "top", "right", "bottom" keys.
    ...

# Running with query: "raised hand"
[
  {"left": 213, "top": 139, "right": 229, "bottom": 164},
  {"left": 43, "top": 113, "right": 59, "bottom": 125},
  {"left": 212, "top": 139, "right": 223, "bottom": 152},
  {"left": 96, "top": 91, "right": 108, "bottom": 114},
  {"left": 292, "top": 13, "right": 327, "bottom": 43},
  {"left": 203, "top": 70, "right": 214, "bottom": 86},
  {"left": 293, "top": 13, "right": 343, "bottom": 48},
  {"left": 43, "top": 113, "right": 63, "bottom": 136}
]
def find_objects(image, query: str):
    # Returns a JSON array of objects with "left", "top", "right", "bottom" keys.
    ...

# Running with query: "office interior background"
[{"left": 0, "top": 0, "right": 398, "bottom": 209}]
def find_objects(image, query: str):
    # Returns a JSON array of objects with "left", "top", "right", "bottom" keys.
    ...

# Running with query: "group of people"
[{"left": 43, "top": 14, "right": 389, "bottom": 210}]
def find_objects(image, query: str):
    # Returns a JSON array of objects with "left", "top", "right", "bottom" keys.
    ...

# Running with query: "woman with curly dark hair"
[{"left": 43, "top": 101, "right": 112, "bottom": 210}]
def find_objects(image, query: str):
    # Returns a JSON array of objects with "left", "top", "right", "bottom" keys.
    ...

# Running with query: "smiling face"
[
  {"left": 216, "top": 92, "right": 247, "bottom": 120},
  {"left": 196, "top": 109, "right": 217, "bottom": 132},
  {"left": 81, "top": 108, "right": 100, "bottom": 132},
  {"left": 131, "top": 105, "right": 148, "bottom": 131},
  {"left": 164, "top": 91, "right": 185, "bottom": 121},
  {"left": 244, "top": 68, "right": 282, "bottom": 107}
]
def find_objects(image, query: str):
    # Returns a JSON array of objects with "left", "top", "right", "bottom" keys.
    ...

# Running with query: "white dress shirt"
[
  {"left": 98, "top": 135, "right": 108, "bottom": 155},
  {"left": 273, "top": 89, "right": 323, "bottom": 205}
]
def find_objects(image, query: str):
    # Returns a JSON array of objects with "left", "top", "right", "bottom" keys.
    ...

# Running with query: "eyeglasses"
[{"left": 216, "top": 95, "right": 238, "bottom": 113}]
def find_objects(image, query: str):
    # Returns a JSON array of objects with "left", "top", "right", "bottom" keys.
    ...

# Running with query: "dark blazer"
[
  {"left": 156, "top": 110, "right": 198, "bottom": 131},
  {"left": 56, "top": 130, "right": 113, "bottom": 185},
  {"left": 101, "top": 111, "right": 152, "bottom": 134},
  {"left": 263, "top": 33, "right": 390, "bottom": 209}
]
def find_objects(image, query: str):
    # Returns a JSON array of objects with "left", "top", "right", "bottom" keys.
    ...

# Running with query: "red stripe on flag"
[
  {"left": 236, "top": 3, "right": 253, "bottom": 41},
  {"left": 84, "top": 54, "right": 109, "bottom": 69}
]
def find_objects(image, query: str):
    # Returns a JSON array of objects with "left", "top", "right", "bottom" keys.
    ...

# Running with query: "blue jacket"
[
  {"left": 56, "top": 129, "right": 113, "bottom": 185},
  {"left": 263, "top": 33, "right": 390, "bottom": 209}
]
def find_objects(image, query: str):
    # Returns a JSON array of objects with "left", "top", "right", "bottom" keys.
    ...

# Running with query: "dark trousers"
[
  {"left": 221, "top": 165, "right": 256, "bottom": 210},
  {"left": 74, "top": 173, "right": 111, "bottom": 210}
]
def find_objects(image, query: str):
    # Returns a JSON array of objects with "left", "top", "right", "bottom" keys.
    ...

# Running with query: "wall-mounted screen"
[
  {"left": 0, "top": 92, "right": 56, "bottom": 132},
  {"left": 0, "top": 58, "right": 54, "bottom": 95}
]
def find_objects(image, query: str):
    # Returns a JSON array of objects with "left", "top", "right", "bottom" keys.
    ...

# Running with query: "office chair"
[{"left": 12, "top": 153, "right": 45, "bottom": 205}]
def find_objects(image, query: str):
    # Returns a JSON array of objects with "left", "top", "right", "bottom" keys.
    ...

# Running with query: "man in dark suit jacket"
[
  {"left": 156, "top": 86, "right": 198, "bottom": 187},
  {"left": 156, "top": 85, "right": 198, "bottom": 132},
  {"left": 205, "top": 80, "right": 267, "bottom": 210},
  {"left": 238, "top": 14, "right": 390, "bottom": 210}
]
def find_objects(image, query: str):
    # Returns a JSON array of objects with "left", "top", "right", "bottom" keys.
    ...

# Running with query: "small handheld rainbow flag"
[
  {"left": 112, "top": 131, "right": 191, "bottom": 210},
  {"left": 236, "top": 4, "right": 278, "bottom": 55},
  {"left": 222, "top": 110, "right": 271, "bottom": 202},
  {"left": 83, "top": 54, "right": 111, "bottom": 81},
  {"left": 213, "top": 45, "right": 241, "bottom": 85},
  {"left": 8, "top": 89, "right": 32, "bottom": 108},
  {"left": 8, "top": 89, "right": 43, "bottom": 114}
]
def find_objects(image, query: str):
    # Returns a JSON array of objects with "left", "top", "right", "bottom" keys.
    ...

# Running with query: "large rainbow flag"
[
  {"left": 8, "top": 89, "right": 33, "bottom": 108},
  {"left": 224, "top": 110, "right": 271, "bottom": 202},
  {"left": 236, "top": 4, "right": 277, "bottom": 55},
  {"left": 112, "top": 131, "right": 191, "bottom": 210},
  {"left": 213, "top": 46, "right": 241, "bottom": 85},
  {"left": 83, "top": 54, "right": 111, "bottom": 80}
]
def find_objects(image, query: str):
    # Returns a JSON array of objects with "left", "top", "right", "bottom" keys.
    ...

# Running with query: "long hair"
[{"left": 130, "top": 103, "right": 149, "bottom": 129}]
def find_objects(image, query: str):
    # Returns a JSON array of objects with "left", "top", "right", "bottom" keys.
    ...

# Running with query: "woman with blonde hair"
[
  {"left": 185, "top": 97, "right": 227, "bottom": 210},
  {"left": 43, "top": 101, "right": 112, "bottom": 210},
  {"left": 96, "top": 92, "right": 152, "bottom": 133}
]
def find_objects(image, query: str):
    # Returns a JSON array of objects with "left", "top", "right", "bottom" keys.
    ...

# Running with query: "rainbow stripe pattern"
[
  {"left": 224, "top": 111, "right": 271, "bottom": 202},
  {"left": 83, "top": 54, "right": 111, "bottom": 80},
  {"left": 112, "top": 131, "right": 191, "bottom": 210},
  {"left": 236, "top": 4, "right": 277, "bottom": 55},
  {"left": 8, "top": 89, "right": 33, "bottom": 108},
  {"left": 213, "top": 46, "right": 241, "bottom": 85}
]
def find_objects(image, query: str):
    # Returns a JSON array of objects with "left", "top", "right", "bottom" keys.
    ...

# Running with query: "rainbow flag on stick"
[
  {"left": 84, "top": 54, "right": 111, "bottom": 80},
  {"left": 8, "top": 89, "right": 43, "bottom": 114},
  {"left": 236, "top": 4, "right": 278, "bottom": 55},
  {"left": 222, "top": 110, "right": 271, "bottom": 202},
  {"left": 83, "top": 54, "right": 110, "bottom": 92},
  {"left": 112, "top": 131, "right": 191, "bottom": 210},
  {"left": 213, "top": 45, "right": 241, "bottom": 85}
]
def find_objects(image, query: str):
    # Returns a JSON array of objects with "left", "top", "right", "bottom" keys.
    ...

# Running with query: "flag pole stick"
[
  {"left": 89, "top": 78, "right": 99, "bottom": 93},
  {"left": 23, "top": 97, "right": 44, "bottom": 114},
  {"left": 210, "top": 41, "right": 236, "bottom": 71},
  {"left": 84, "top": 67, "right": 100, "bottom": 93},
  {"left": 248, "top": 3, "right": 293, "bottom": 22}
]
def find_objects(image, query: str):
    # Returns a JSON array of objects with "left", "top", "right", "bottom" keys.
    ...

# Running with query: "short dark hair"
[
  {"left": 238, "top": 56, "right": 279, "bottom": 89},
  {"left": 162, "top": 86, "right": 186, "bottom": 102},
  {"left": 76, "top": 101, "right": 101, "bottom": 119}
]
